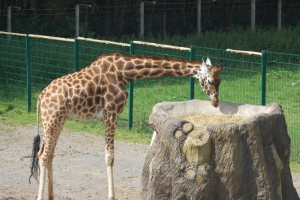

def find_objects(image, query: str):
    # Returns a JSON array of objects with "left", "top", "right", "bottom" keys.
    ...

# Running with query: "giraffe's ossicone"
[{"left": 29, "top": 53, "right": 223, "bottom": 200}]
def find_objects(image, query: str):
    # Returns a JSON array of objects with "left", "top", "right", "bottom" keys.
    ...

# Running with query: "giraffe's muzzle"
[{"left": 211, "top": 98, "right": 219, "bottom": 107}]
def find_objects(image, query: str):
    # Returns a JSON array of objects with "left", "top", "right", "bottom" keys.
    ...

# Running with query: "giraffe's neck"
[{"left": 110, "top": 54, "right": 203, "bottom": 83}]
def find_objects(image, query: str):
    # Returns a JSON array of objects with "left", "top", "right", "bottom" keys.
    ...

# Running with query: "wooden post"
[
  {"left": 75, "top": 4, "right": 80, "bottom": 37},
  {"left": 197, "top": 0, "right": 201, "bottom": 35},
  {"left": 140, "top": 2, "right": 145, "bottom": 39},
  {"left": 7, "top": 6, "right": 11, "bottom": 32},
  {"left": 7, "top": 6, "right": 20, "bottom": 33},
  {"left": 75, "top": 4, "right": 91, "bottom": 38},
  {"left": 163, "top": 0, "right": 167, "bottom": 37},
  {"left": 140, "top": 2, "right": 155, "bottom": 39},
  {"left": 251, "top": 0, "right": 255, "bottom": 30},
  {"left": 278, "top": 0, "right": 282, "bottom": 30}
]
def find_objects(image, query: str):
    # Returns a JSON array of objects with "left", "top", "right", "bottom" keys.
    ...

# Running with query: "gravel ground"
[{"left": 0, "top": 124, "right": 299, "bottom": 200}]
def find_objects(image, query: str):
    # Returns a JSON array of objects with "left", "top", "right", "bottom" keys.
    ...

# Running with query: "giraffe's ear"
[
  {"left": 211, "top": 63, "right": 223, "bottom": 74},
  {"left": 217, "top": 63, "right": 223, "bottom": 72},
  {"left": 206, "top": 57, "right": 212, "bottom": 66},
  {"left": 202, "top": 58, "right": 207, "bottom": 68}
]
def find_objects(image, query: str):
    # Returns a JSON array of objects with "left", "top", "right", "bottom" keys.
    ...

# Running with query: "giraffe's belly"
[
  {"left": 94, "top": 109, "right": 104, "bottom": 118},
  {"left": 68, "top": 105, "right": 104, "bottom": 121}
]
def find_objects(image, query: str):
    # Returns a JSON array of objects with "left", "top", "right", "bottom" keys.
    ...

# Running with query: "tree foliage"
[{"left": 0, "top": 0, "right": 300, "bottom": 38}]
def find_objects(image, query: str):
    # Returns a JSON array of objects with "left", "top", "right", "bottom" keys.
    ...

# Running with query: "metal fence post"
[
  {"left": 26, "top": 34, "right": 31, "bottom": 112},
  {"left": 189, "top": 46, "right": 195, "bottom": 100},
  {"left": 128, "top": 41, "right": 134, "bottom": 129},
  {"left": 74, "top": 37, "right": 79, "bottom": 72},
  {"left": 261, "top": 50, "right": 266, "bottom": 105}
]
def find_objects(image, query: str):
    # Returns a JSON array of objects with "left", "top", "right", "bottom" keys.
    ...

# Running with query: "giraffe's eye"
[{"left": 207, "top": 79, "right": 213, "bottom": 85}]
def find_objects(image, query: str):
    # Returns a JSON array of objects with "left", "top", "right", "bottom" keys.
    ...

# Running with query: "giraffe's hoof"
[{"left": 108, "top": 197, "right": 116, "bottom": 200}]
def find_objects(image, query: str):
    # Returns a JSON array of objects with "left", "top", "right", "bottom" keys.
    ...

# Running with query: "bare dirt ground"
[
  {"left": 0, "top": 124, "right": 148, "bottom": 200},
  {"left": 0, "top": 124, "right": 299, "bottom": 200}
]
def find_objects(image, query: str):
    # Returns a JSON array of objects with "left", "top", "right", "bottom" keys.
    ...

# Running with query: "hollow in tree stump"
[{"left": 141, "top": 100, "right": 299, "bottom": 200}]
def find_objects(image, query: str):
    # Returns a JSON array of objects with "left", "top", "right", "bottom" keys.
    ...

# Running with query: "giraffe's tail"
[
  {"left": 29, "top": 134, "right": 40, "bottom": 184},
  {"left": 29, "top": 93, "right": 42, "bottom": 184}
]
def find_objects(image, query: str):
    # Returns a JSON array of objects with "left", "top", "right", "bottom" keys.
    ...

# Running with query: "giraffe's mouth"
[
  {"left": 211, "top": 100, "right": 218, "bottom": 107},
  {"left": 210, "top": 97, "right": 219, "bottom": 107}
]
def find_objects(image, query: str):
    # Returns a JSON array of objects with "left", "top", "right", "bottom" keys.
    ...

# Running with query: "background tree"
[{"left": 0, "top": 0, "right": 299, "bottom": 38}]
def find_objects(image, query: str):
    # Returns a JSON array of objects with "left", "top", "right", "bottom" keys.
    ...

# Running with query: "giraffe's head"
[{"left": 194, "top": 58, "right": 223, "bottom": 107}]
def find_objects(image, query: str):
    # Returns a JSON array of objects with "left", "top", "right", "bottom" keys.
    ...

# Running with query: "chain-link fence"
[
  {"left": 0, "top": 33, "right": 26, "bottom": 100},
  {"left": 266, "top": 51, "right": 300, "bottom": 162}
]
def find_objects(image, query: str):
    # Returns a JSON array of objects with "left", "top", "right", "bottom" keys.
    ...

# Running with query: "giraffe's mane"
[{"left": 100, "top": 53, "right": 202, "bottom": 65}]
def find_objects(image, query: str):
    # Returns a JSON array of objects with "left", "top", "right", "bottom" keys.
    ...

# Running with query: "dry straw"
[{"left": 181, "top": 114, "right": 245, "bottom": 137}]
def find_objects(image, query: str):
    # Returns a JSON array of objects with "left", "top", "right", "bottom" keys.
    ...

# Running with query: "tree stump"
[{"left": 142, "top": 100, "right": 299, "bottom": 200}]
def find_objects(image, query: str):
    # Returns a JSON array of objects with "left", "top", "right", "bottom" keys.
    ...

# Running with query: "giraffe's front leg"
[
  {"left": 47, "top": 158, "right": 54, "bottom": 200},
  {"left": 105, "top": 145, "right": 115, "bottom": 200},
  {"left": 104, "top": 112, "right": 118, "bottom": 200}
]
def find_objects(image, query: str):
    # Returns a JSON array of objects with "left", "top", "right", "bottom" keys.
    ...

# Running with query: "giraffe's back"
[{"left": 39, "top": 64, "right": 124, "bottom": 123}]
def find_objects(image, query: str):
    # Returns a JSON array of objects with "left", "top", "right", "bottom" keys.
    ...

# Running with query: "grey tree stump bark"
[{"left": 141, "top": 100, "right": 299, "bottom": 200}]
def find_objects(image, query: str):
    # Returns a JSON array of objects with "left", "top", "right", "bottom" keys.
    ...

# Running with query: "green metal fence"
[
  {"left": 0, "top": 33, "right": 26, "bottom": 100},
  {"left": 29, "top": 36, "right": 74, "bottom": 112},
  {"left": 129, "top": 41, "right": 191, "bottom": 130},
  {"left": 193, "top": 46, "right": 263, "bottom": 105},
  {"left": 266, "top": 51, "right": 300, "bottom": 162},
  {"left": 0, "top": 32, "right": 299, "bottom": 161}
]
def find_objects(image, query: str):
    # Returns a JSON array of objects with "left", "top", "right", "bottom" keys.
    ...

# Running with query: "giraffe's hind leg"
[
  {"left": 37, "top": 146, "right": 55, "bottom": 200},
  {"left": 37, "top": 118, "right": 66, "bottom": 200},
  {"left": 37, "top": 160, "right": 46, "bottom": 200}
]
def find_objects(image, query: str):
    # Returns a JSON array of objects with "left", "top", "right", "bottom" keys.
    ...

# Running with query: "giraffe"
[{"left": 29, "top": 53, "right": 223, "bottom": 200}]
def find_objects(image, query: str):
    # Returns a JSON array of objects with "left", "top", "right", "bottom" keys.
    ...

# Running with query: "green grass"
[
  {"left": 0, "top": 25, "right": 300, "bottom": 167},
  {"left": 290, "top": 162, "right": 300, "bottom": 173},
  {"left": 0, "top": 96, "right": 151, "bottom": 144},
  {"left": 0, "top": 99, "right": 35, "bottom": 125},
  {"left": 1, "top": 68, "right": 300, "bottom": 171},
  {"left": 64, "top": 120, "right": 151, "bottom": 144}
]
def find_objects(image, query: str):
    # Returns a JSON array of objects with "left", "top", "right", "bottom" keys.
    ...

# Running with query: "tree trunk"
[{"left": 142, "top": 100, "right": 299, "bottom": 200}]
